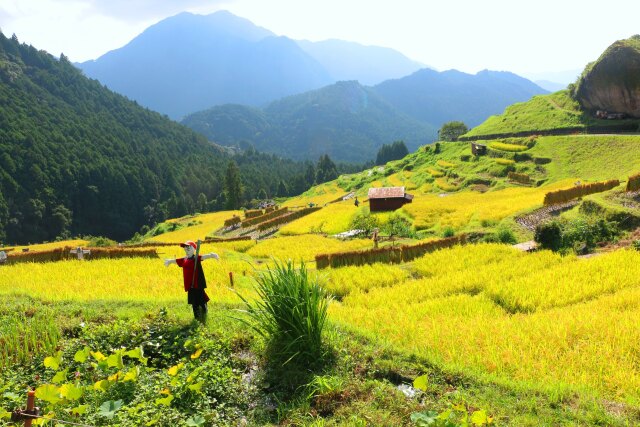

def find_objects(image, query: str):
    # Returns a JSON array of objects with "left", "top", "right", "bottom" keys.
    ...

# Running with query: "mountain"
[
  {"left": 0, "top": 33, "right": 320, "bottom": 244},
  {"left": 296, "top": 39, "right": 425, "bottom": 85},
  {"left": 372, "top": 69, "right": 549, "bottom": 127},
  {"left": 182, "top": 81, "right": 436, "bottom": 162},
  {"left": 78, "top": 11, "right": 333, "bottom": 119},
  {"left": 574, "top": 35, "right": 640, "bottom": 117}
]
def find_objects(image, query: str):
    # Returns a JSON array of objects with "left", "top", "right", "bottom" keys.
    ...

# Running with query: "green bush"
[
  {"left": 496, "top": 227, "right": 517, "bottom": 244},
  {"left": 633, "top": 240, "right": 640, "bottom": 251},
  {"left": 534, "top": 221, "right": 563, "bottom": 251},
  {"left": 442, "top": 226, "right": 455, "bottom": 238},
  {"left": 383, "top": 213, "right": 417, "bottom": 238},
  {"left": 350, "top": 209, "right": 380, "bottom": 234},
  {"left": 561, "top": 217, "right": 619, "bottom": 252},
  {"left": 238, "top": 261, "right": 329, "bottom": 368}
]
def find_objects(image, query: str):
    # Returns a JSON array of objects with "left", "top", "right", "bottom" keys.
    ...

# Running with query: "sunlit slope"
[
  {"left": 463, "top": 90, "right": 640, "bottom": 137},
  {"left": 329, "top": 244, "right": 640, "bottom": 401},
  {"left": 147, "top": 211, "right": 241, "bottom": 243},
  {"left": 280, "top": 131, "right": 639, "bottom": 235},
  {"left": 463, "top": 91, "right": 589, "bottom": 137}
]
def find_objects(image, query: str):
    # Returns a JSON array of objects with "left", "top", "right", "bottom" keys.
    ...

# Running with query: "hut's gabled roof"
[{"left": 368, "top": 186, "right": 406, "bottom": 199}]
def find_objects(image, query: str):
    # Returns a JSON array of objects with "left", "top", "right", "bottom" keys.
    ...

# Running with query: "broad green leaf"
[
  {"left": 35, "top": 384, "right": 61, "bottom": 404},
  {"left": 59, "top": 383, "right": 83, "bottom": 401},
  {"left": 51, "top": 368, "right": 69, "bottom": 384},
  {"left": 185, "top": 415, "right": 206, "bottom": 426},
  {"left": 413, "top": 374, "right": 429, "bottom": 392},
  {"left": 108, "top": 372, "right": 121, "bottom": 382},
  {"left": 74, "top": 347, "right": 91, "bottom": 363},
  {"left": 107, "top": 352, "right": 124, "bottom": 369},
  {"left": 187, "top": 382, "right": 203, "bottom": 392},
  {"left": 190, "top": 348, "right": 203, "bottom": 359},
  {"left": 68, "top": 405, "right": 88, "bottom": 416},
  {"left": 167, "top": 362, "right": 184, "bottom": 376},
  {"left": 91, "top": 351, "right": 107, "bottom": 362},
  {"left": 98, "top": 400, "right": 123, "bottom": 419},
  {"left": 170, "top": 378, "right": 180, "bottom": 387},
  {"left": 145, "top": 417, "right": 159, "bottom": 426},
  {"left": 93, "top": 379, "right": 111, "bottom": 391},
  {"left": 123, "top": 367, "right": 139, "bottom": 382},
  {"left": 471, "top": 410, "right": 493, "bottom": 425},
  {"left": 0, "top": 410, "right": 11, "bottom": 420},
  {"left": 155, "top": 394, "right": 174, "bottom": 407},
  {"left": 410, "top": 410, "right": 438, "bottom": 425},
  {"left": 124, "top": 347, "right": 143, "bottom": 360},
  {"left": 44, "top": 351, "right": 63, "bottom": 370}
]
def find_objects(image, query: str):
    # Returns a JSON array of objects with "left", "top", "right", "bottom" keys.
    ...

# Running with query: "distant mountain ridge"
[
  {"left": 182, "top": 81, "right": 436, "bottom": 162},
  {"left": 372, "top": 69, "right": 548, "bottom": 127},
  {"left": 78, "top": 11, "right": 424, "bottom": 119},
  {"left": 182, "top": 70, "right": 547, "bottom": 162}
]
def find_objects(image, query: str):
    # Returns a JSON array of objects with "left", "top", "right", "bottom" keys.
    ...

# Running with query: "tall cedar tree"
[
  {"left": 375, "top": 140, "right": 409, "bottom": 165},
  {"left": 316, "top": 155, "right": 338, "bottom": 184},
  {"left": 224, "top": 161, "right": 243, "bottom": 209}
]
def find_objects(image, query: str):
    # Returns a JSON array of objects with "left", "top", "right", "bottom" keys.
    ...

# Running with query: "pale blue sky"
[{"left": 1, "top": 0, "right": 638, "bottom": 82}]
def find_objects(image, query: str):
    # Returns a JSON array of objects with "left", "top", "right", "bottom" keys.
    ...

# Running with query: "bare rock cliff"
[{"left": 575, "top": 36, "right": 640, "bottom": 117}]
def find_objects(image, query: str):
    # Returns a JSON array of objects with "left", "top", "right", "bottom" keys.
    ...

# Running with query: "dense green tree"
[
  {"left": 196, "top": 193, "right": 208, "bottom": 213},
  {"left": 375, "top": 140, "right": 409, "bottom": 165},
  {"left": 277, "top": 180, "right": 289, "bottom": 197},
  {"left": 224, "top": 161, "right": 243, "bottom": 210},
  {"left": 438, "top": 121, "right": 469, "bottom": 141},
  {"left": 316, "top": 154, "right": 338, "bottom": 184},
  {"left": 257, "top": 188, "right": 268, "bottom": 200}
]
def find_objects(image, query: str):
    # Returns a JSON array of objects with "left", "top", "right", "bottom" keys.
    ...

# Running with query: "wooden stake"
[
  {"left": 24, "top": 390, "right": 35, "bottom": 427},
  {"left": 229, "top": 272, "right": 234, "bottom": 287}
]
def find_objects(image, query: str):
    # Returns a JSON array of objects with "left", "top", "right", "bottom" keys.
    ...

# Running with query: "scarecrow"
[{"left": 164, "top": 240, "right": 219, "bottom": 322}]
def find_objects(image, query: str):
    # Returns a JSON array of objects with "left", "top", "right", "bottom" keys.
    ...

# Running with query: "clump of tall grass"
[{"left": 238, "top": 260, "right": 329, "bottom": 367}]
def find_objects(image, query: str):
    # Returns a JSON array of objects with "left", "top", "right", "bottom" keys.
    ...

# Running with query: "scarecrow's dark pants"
[
  {"left": 188, "top": 288, "right": 208, "bottom": 323},
  {"left": 191, "top": 303, "right": 207, "bottom": 322}
]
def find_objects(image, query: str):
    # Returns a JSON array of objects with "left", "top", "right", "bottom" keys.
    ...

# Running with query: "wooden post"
[
  {"left": 229, "top": 272, "right": 234, "bottom": 287},
  {"left": 24, "top": 390, "right": 35, "bottom": 427}
]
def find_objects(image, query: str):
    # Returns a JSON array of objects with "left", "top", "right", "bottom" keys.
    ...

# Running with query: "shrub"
[
  {"left": 383, "top": 213, "right": 417, "bottom": 238},
  {"left": 633, "top": 240, "right": 640, "bottom": 251},
  {"left": 442, "top": 226, "right": 455, "bottom": 238},
  {"left": 562, "top": 217, "right": 619, "bottom": 252},
  {"left": 350, "top": 209, "right": 379, "bottom": 234},
  {"left": 496, "top": 227, "right": 517, "bottom": 244},
  {"left": 534, "top": 221, "right": 563, "bottom": 252},
  {"left": 87, "top": 236, "right": 117, "bottom": 247},
  {"left": 238, "top": 261, "right": 329, "bottom": 368}
]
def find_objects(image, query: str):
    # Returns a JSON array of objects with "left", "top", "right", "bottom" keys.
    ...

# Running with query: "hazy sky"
[{"left": 2, "top": 0, "right": 639, "bottom": 81}]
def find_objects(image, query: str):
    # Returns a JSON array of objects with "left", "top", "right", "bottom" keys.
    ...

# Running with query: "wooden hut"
[
  {"left": 471, "top": 142, "right": 487, "bottom": 156},
  {"left": 368, "top": 187, "right": 414, "bottom": 212}
]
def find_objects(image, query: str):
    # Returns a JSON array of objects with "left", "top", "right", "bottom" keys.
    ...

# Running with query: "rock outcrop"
[{"left": 574, "top": 35, "right": 640, "bottom": 118}]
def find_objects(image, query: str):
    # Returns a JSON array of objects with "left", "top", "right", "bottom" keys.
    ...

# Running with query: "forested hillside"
[
  {"left": 183, "top": 81, "right": 436, "bottom": 162},
  {"left": 0, "top": 33, "right": 327, "bottom": 245}
]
